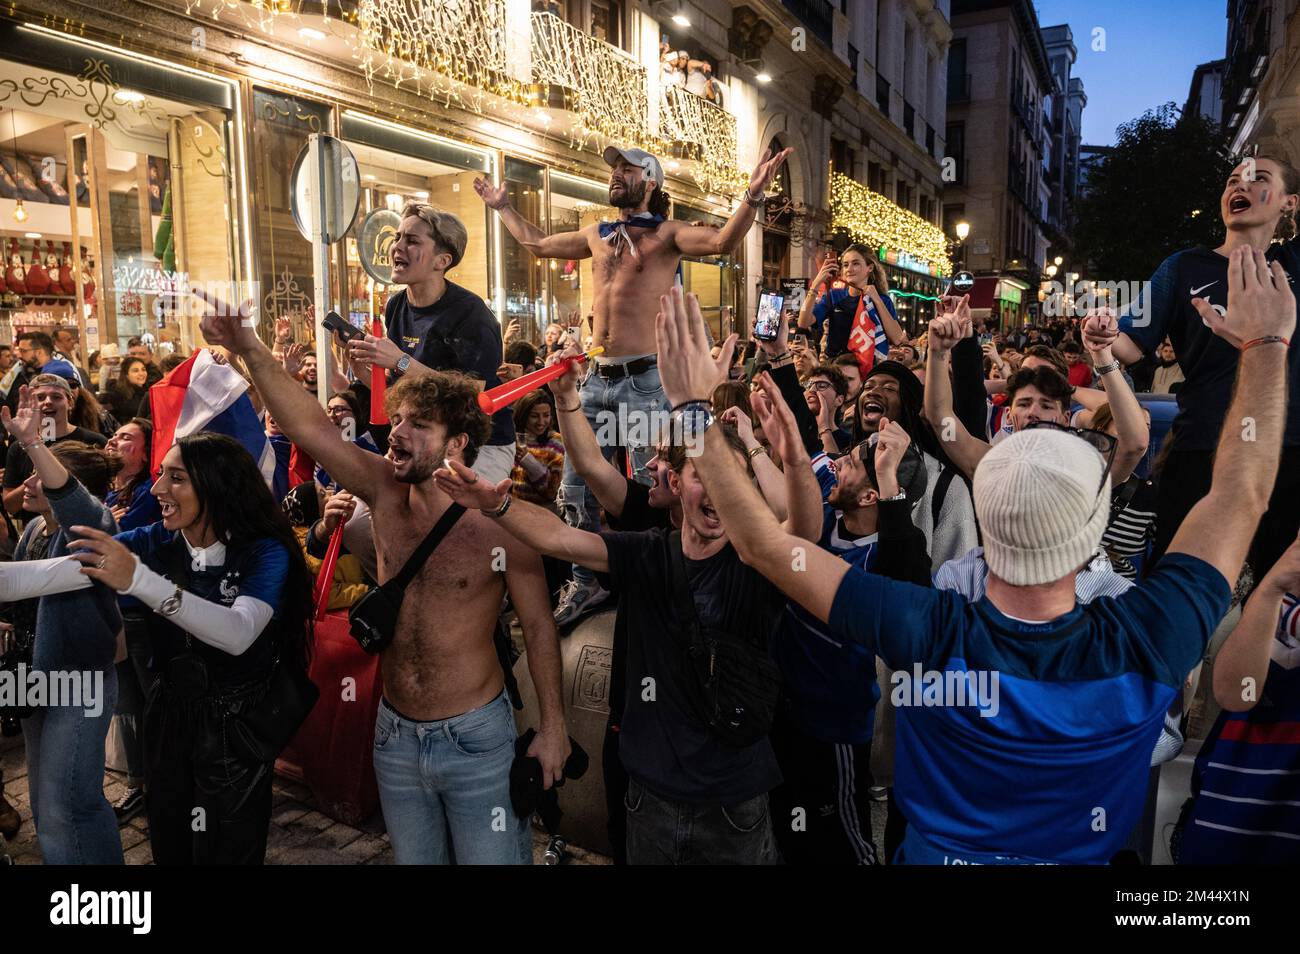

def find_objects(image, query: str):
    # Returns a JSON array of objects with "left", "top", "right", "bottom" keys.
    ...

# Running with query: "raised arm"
[
  {"left": 673, "top": 148, "right": 792, "bottom": 257},
  {"left": 197, "top": 289, "right": 389, "bottom": 503},
  {"left": 720, "top": 405, "right": 788, "bottom": 522},
  {"left": 923, "top": 297, "right": 990, "bottom": 481},
  {"left": 1081, "top": 309, "right": 1148, "bottom": 483},
  {"left": 1211, "top": 530, "right": 1300, "bottom": 712},
  {"left": 749, "top": 372, "right": 825, "bottom": 543},
  {"left": 1167, "top": 246, "right": 1295, "bottom": 584},
  {"left": 547, "top": 347, "right": 628, "bottom": 516},
  {"left": 474, "top": 178, "right": 592, "bottom": 260},
  {"left": 433, "top": 459, "right": 610, "bottom": 573},
  {"left": 799, "top": 253, "right": 838, "bottom": 331}
]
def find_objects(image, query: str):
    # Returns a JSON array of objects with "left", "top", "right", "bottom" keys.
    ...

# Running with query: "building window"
[
  {"left": 588, "top": 0, "right": 622, "bottom": 46},
  {"left": 831, "top": 138, "right": 856, "bottom": 179}
]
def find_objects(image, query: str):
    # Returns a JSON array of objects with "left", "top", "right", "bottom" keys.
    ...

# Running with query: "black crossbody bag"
[
  {"left": 349, "top": 504, "right": 466, "bottom": 654},
  {"left": 667, "top": 532, "right": 782, "bottom": 748}
]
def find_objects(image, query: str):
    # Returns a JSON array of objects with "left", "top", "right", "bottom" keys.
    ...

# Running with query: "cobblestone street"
[{"left": 0, "top": 735, "right": 609, "bottom": 866}]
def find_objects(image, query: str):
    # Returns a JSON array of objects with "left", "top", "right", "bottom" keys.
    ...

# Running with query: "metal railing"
[
  {"left": 530, "top": 11, "right": 648, "bottom": 146},
  {"left": 659, "top": 84, "right": 740, "bottom": 192}
]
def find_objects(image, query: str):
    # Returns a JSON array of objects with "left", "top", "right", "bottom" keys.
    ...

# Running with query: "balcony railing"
[
  {"left": 659, "top": 84, "right": 741, "bottom": 194},
  {"left": 357, "top": 0, "right": 515, "bottom": 100},
  {"left": 530, "top": 12, "right": 647, "bottom": 146}
]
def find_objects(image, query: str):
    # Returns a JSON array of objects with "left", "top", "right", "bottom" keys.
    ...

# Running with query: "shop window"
[
  {"left": 0, "top": 49, "right": 241, "bottom": 354},
  {"left": 674, "top": 204, "right": 735, "bottom": 343},
  {"left": 252, "top": 90, "right": 332, "bottom": 344},
  {"left": 548, "top": 170, "right": 610, "bottom": 342},
  {"left": 501, "top": 157, "right": 546, "bottom": 341}
]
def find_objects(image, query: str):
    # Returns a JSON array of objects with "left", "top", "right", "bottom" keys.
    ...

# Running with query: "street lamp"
[
  {"left": 956, "top": 221, "right": 970, "bottom": 241},
  {"left": 1053, "top": 255, "right": 1063, "bottom": 267},
  {"left": 1046, "top": 264, "right": 1058, "bottom": 277},
  {"left": 951, "top": 221, "right": 971, "bottom": 273}
]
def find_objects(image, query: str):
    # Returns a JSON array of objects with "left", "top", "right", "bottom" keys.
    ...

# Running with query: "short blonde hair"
[{"left": 401, "top": 203, "right": 468, "bottom": 270}]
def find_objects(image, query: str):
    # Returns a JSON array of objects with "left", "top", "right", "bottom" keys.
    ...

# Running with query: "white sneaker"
[{"left": 554, "top": 578, "right": 610, "bottom": 627}]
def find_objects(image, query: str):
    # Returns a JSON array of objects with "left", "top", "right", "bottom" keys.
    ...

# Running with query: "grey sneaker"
[{"left": 554, "top": 578, "right": 610, "bottom": 628}]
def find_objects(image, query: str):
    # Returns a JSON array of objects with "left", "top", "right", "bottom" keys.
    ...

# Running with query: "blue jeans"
[
  {"left": 372, "top": 690, "right": 529, "bottom": 865},
  {"left": 23, "top": 667, "right": 122, "bottom": 864},
  {"left": 558, "top": 360, "right": 669, "bottom": 585}
]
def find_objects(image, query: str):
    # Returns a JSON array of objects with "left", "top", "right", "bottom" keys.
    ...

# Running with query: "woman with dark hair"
[
  {"left": 72, "top": 384, "right": 118, "bottom": 437},
  {"left": 797, "top": 244, "right": 906, "bottom": 360},
  {"left": 510, "top": 389, "right": 565, "bottom": 507},
  {"left": 100, "top": 356, "right": 151, "bottom": 422},
  {"left": 0, "top": 388, "right": 123, "bottom": 863},
  {"left": 102, "top": 417, "right": 161, "bottom": 822},
  {"left": 1114, "top": 152, "right": 1300, "bottom": 577},
  {"left": 6, "top": 430, "right": 315, "bottom": 864}
]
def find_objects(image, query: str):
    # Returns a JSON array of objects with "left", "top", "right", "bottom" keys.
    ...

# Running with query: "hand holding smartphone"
[{"left": 322, "top": 310, "right": 364, "bottom": 343}]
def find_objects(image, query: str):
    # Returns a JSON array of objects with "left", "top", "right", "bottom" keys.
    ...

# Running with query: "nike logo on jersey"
[{"left": 1190, "top": 281, "right": 1218, "bottom": 296}]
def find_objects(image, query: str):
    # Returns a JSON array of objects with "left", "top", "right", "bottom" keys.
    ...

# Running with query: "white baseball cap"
[{"left": 602, "top": 146, "right": 665, "bottom": 188}]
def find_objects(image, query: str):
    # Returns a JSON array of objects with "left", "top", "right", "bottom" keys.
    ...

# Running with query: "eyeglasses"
[
  {"left": 1022, "top": 420, "right": 1117, "bottom": 498},
  {"left": 804, "top": 380, "right": 835, "bottom": 392}
]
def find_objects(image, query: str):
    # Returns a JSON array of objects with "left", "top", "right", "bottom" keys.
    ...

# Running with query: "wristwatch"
[
  {"left": 395, "top": 354, "right": 412, "bottom": 375},
  {"left": 1094, "top": 360, "right": 1122, "bottom": 376},
  {"left": 158, "top": 585, "right": 184, "bottom": 617},
  {"left": 671, "top": 400, "right": 715, "bottom": 446}
]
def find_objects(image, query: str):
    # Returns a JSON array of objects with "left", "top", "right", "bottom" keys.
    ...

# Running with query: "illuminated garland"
[
  {"left": 658, "top": 85, "right": 745, "bottom": 197},
  {"left": 830, "top": 172, "right": 951, "bottom": 275}
]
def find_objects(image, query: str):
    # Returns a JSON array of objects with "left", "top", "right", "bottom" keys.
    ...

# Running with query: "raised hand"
[
  {"left": 502, "top": 318, "right": 521, "bottom": 346},
  {"left": 873, "top": 417, "right": 911, "bottom": 498},
  {"left": 274, "top": 316, "right": 293, "bottom": 345},
  {"left": 748, "top": 147, "right": 794, "bottom": 197},
  {"left": 544, "top": 345, "right": 583, "bottom": 400},
  {"left": 473, "top": 177, "right": 509, "bottom": 211},
  {"left": 0, "top": 385, "right": 42, "bottom": 446},
  {"left": 1194, "top": 244, "right": 1297, "bottom": 348},
  {"left": 432, "top": 457, "right": 512, "bottom": 512},
  {"left": 719, "top": 405, "right": 756, "bottom": 446},
  {"left": 750, "top": 371, "right": 806, "bottom": 465},
  {"left": 321, "top": 490, "right": 357, "bottom": 534},
  {"left": 655, "top": 286, "right": 736, "bottom": 407},
  {"left": 282, "top": 342, "right": 309, "bottom": 379},
  {"left": 1081, "top": 309, "right": 1119, "bottom": 355},
  {"left": 927, "top": 307, "right": 968, "bottom": 355},
  {"left": 196, "top": 286, "right": 260, "bottom": 356}
]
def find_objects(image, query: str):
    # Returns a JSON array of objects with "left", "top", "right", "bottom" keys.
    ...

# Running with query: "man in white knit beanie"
[{"left": 661, "top": 244, "right": 1295, "bottom": 864}]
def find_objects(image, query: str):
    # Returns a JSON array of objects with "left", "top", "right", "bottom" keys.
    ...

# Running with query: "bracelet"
[
  {"left": 1094, "top": 360, "right": 1122, "bottom": 376},
  {"left": 555, "top": 399, "right": 582, "bottom": 413},
  {"left": 747, "top": 445, "right": 767, "bottom": 461},
  {"left": 1241, "top": 335, "right": 1290, "bottom": 352},
  {"left": 819, "top": 426, "right": 835, "bottom": 436},
  {"left": 483, "top": 494, "right": 512, "bottom": 519},
  {"left": 21, "top": 439, "right": 42, "bottom": 450},
  {"left": 742, "top": 187, "right": 764, "bottom": 207},
  {"left": 768, "top": 352, "right": 794, "bottom": 368},
  {"left": 879, "top": 491, "right": 907, "bottom": 503}
]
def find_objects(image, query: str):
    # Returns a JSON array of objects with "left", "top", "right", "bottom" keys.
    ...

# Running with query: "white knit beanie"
[{"left": 973, "top": 428, "right": 1112, "bottom": 587}]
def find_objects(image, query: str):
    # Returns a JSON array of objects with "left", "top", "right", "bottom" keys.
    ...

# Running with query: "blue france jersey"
[
  {"left": 828, "top": 552, "right": 1231, "bottom": 864},
  {"left": 774, "top": 453, "right": 883, "bottom": 744}
]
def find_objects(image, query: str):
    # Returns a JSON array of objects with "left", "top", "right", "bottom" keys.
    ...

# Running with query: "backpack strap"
[
  {"left": 666, "top": 530, "right": 704, "bottom": 652},
  {"left": 385, "top": 504, "right": 466, "bottom": 594},
  {"left": 931, "top": 466, "right": 957, "bottom": 532}
]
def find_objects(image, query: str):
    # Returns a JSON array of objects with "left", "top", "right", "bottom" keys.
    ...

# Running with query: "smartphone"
[
  {"left": 754, "top": 291, "right": 785, "bottom": 342},
  {"left": 979, "top": 333, "right": 993, "bottom": 346},
  {"left": 322, "top": 310, "right": 364, "bottom": 343}
]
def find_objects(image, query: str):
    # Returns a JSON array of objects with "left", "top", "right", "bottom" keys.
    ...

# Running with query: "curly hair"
[{"left": 384, "top": 370, "right": 492, "bottom": 466}]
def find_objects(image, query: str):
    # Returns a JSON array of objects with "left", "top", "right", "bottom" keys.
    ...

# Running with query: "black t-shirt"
[
  {"left": 604, "top": 477, "right": 672, "bottom": 726},
  {"left": 601, "top": 527, "right": 784, "bottom": 805},
  {"left": 3, "top": 428, "right": 109, "bottom": 504},
  {"left": 384, "top": 284, "right": 514, "bottom": 446},
  {"left": 1120, "top": 238, "right": 1300, "bottom": 450}
]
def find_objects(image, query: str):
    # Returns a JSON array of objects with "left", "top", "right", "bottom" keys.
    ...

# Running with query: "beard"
[
  {"left": 392, "top": 440, "right": 447, "bottom": 484},
  {"left": 610, "top": 179, "right": 647, "bottom": 209}
]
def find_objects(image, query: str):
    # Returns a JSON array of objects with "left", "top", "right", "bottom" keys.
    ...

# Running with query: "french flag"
[{"left": 149, "top": 349, "right": 276, "bottom": 486}]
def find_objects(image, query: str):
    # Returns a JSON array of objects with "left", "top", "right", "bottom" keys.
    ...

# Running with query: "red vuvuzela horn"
[{"left": 476, "top": 347, "right": 605, "bottom": 415}]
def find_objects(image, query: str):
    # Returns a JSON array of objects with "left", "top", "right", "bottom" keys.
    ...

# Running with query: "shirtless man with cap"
[{"left": 474, "top": 144, "right": 792, "bottom": 624}]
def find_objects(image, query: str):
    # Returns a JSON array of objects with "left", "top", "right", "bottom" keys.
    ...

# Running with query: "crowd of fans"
[{"left": 0, "top": 151, "right": 1296, "bottom": 869}]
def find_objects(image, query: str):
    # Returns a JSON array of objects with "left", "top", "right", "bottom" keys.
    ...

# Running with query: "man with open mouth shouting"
[
  {"left": 474, "top": 144, "right": 792, "bottom": 628},
  {"left": 199, "top": 290, "right": 570, "bottom": 866}
]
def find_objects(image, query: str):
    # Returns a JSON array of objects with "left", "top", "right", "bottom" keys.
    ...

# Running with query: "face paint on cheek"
[{"left": 1262, "top": 189, "right": 1271, "bottom": 205}]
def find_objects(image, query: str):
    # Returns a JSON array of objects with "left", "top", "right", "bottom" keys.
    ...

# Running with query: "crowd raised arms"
[{"left": 1, "top": 149, "right": 1299, "bottom": 869}]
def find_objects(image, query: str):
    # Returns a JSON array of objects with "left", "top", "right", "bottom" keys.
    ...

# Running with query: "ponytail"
[{"left": 649, "top": 184, "right": 671, "bottom": 218}]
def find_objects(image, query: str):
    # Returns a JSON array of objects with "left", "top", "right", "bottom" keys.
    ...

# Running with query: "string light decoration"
[
  {"left": 357, "top": 0, "right": 526, "bottom": 109},
  {"left": 658, "top": 85, "right": 745, "bottom": 197},
  {"left": 829, "top": 172, "right": 951, "bottom": 275},
  {"left": 530, "top": 12, "right": 647, "bottom": 152}
]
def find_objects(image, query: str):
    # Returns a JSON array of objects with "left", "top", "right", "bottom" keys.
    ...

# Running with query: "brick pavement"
[{"left": 0, "top": 734, "right": 609, "bottom": 865}]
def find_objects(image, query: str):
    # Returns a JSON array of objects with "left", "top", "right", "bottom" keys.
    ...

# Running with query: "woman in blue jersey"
[
  {"left": 103, "top": 417, "right": 162, "bottom": 822},
  {"left": 797, "top": 245, "right": 906, "bottom": 360},
  {"left": 0, "top": 429, "right": 314, "bottom": 864},
  {"left": 1177, "top": 531, "right": 1300, "bottom": 864},
  {"left": 1115, "top": 153, "right": 1300, "bottom": 578}
]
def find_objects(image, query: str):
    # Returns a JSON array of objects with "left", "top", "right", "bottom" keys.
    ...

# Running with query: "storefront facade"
[{"left": 0, "top": 1, "right": 751, "bottom": 356}]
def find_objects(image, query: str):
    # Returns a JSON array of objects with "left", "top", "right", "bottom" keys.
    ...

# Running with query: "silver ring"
[{"left": 96, "top": 557, "right": 107, "bottom": 570}]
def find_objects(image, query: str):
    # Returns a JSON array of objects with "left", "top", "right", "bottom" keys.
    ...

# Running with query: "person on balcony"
[
  {"left": 473, "top": 142, "right": 792, "bottom": 627},
  {"left": 685, "top": 58, "right": 710, "bottom": 98}
]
